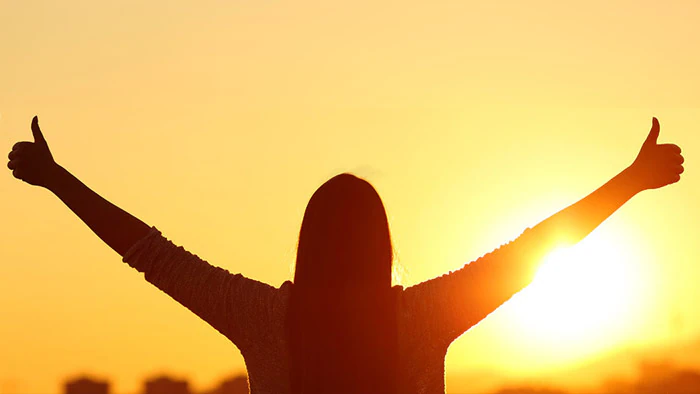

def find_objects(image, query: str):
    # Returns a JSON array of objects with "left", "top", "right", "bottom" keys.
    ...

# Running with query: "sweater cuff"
[{"left": 122, "top": 226, "right": 162, "bottom": 264}]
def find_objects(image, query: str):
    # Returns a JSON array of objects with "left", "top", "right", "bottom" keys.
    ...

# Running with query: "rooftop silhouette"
[
  {"left": 143, "top": 376, "right": 190, "bottom": 394},
  {"left": 64, "top": 376, "right": 109, "bottom": 394}
]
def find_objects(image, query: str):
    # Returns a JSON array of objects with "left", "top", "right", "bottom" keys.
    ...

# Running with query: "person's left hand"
[{"left": 628, "top": 117, "right": 684, "bottom": 191}]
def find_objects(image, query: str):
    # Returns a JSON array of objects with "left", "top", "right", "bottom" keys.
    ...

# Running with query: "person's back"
[{"left": 123, "top": 221, "right": 543, "bottom": 393}]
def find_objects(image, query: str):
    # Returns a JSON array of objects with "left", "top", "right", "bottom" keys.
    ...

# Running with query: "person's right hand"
[{"left": 7, "top": 116, "right": 59, "bottom": 188}]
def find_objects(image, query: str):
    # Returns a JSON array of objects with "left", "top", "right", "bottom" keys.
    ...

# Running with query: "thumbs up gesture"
[
  {"left": 629, "top": 117, "right": 685, "bottom": 191},
  {"left": 7, "top": 116, "right": 59, "bottom": 187}
]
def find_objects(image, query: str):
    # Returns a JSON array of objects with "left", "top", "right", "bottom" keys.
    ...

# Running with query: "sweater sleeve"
[
  {"left": 402, "top": 226, "right": 550, "bottom": 345},
  {"left": 122, "top": 226, "right": 280, "bottom": 350}
]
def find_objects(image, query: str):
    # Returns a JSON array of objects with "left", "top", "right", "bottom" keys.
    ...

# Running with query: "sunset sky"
[{"left": 1, "top": 1, "right": 699, "bottom": 393}]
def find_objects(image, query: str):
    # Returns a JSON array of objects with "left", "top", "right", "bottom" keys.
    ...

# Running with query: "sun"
[{"left": 504, "top": 226, "right": 648, "bottom": 365}]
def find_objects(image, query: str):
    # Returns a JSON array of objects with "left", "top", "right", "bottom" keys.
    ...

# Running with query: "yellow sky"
[{"left": 1, "top": 1, "right": 699, "bottom": 393}]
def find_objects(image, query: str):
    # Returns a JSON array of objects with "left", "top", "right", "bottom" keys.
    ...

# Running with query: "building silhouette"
[
  {"left": 213, "top": 375, "right": 249, "bottom": 394},
  {"left": 143, "top": 375, "right": 191, "bottom": 394},
  {"left": 64, "top": 376, "right": 110, "bottom": 394},
  {"left": 491, "top": 388, "right": 568, "bottom": 394}
]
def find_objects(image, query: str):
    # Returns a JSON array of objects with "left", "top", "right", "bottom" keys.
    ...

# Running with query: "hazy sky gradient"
[{"left": 1, "top": 1, "right": 699, "bottom": 393}]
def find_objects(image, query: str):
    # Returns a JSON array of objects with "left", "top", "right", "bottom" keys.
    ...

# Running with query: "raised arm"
[
  {"left": 531, "top": 117, "right": 683, "bottom": 251},
  {"left": 404, "top": 117, "right": 684, "bottom": 342},
  {"left": 7, "top": 116, "right": 281, "bottom": 348},
  {"left": 7, "top": 116, "right": 150, "bottom": 256}
]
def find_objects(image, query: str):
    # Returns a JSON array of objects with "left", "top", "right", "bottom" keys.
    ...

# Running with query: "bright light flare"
[{"left": 507, "top": 230, "right": 648, "bottom": 364}]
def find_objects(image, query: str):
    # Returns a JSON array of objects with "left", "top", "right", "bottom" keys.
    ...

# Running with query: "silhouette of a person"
[{"left": 7, "top": 116, "right": 684, "bottom": 394}]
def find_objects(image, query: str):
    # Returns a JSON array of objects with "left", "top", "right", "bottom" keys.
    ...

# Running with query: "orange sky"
[{"left": 1, "top": 1, "right": 699, "bottom": 393}]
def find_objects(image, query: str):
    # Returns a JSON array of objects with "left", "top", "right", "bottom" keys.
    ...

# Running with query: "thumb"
[
  {"left": 644, "top": 117, "right": 660, "bottom": 147},
  {"left": 31, "top": 115, "right": 47, "bottom": 145}
]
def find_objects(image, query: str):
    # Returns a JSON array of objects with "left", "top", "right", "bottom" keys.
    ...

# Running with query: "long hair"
[{"left": 287, "top": 173, "right": 399, "bottom": 394}]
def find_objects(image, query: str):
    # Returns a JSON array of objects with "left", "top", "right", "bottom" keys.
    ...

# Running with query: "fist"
[
  {"left": 629, "top": 117, "right": 684, "bottom": 191},
  {"left": 7, "top": 116, "right": 58, "bottom": 187}
]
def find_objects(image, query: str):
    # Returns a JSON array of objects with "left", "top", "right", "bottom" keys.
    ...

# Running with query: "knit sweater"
[{"left": 122, "top": 226, "right": 543, "bottom": 394}]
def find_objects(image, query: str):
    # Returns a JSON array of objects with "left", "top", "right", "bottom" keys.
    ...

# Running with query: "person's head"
[
  {"left": 287, "top": 173, "right": 398, "bottom": 394},
  {"left": 294, "top": 173, "right": 393, "bottom": 290}
]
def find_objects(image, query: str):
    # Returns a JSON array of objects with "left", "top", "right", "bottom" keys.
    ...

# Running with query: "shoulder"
[
  {"left": 269, "top": 280, "right": 293, "bottom": 320},
  {"left": 276, "top": 280, "right": 294, "bottom": 305}
]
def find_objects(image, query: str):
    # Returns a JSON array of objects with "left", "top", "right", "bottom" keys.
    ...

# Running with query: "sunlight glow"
[{"left": 507, "top": 229, "right": 647, "bottom": 364}]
